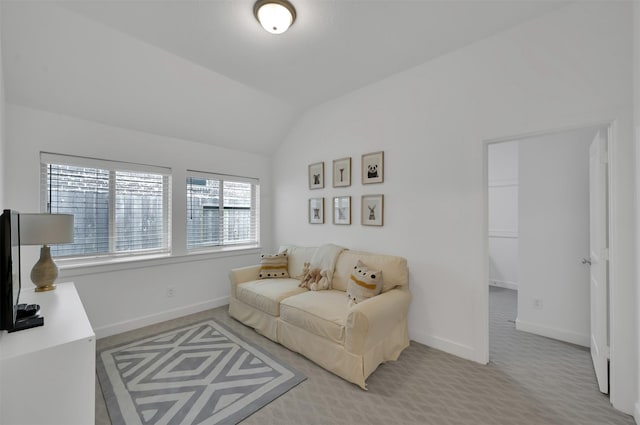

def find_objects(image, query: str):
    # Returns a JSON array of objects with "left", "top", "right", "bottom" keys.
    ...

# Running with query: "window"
[
  {"left": 40, "top": 153, "right": 171, "bottom": 259},
  {"left": 186, "top": 172, "right": 259, "bottom": 249}
]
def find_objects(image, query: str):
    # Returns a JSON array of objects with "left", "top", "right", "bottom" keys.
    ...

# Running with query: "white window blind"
[
  {"left": 40, "top": 153, "right": 171, "bottom": 259},
  {"left": 186, "top": 172, "right": 259, "bottom": 249}
]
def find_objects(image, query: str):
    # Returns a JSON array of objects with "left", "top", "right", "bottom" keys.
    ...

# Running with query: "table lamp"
[{"left": 20, "top": 213, "right": 74, "bottom": 292}]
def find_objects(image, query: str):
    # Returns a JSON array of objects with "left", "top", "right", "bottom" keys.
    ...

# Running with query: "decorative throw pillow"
[
  {"left": 347, "top": 260, "right": 384, "bottom": 304},
  {"left": 258, "top": 250, "right": 289, "bottom": 279}
]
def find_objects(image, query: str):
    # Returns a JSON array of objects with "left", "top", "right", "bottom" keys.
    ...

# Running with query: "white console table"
[{"left": 0, "top": 282, "right": 95, "bottom": 425}]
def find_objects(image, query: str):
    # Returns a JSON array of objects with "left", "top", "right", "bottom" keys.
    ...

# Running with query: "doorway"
[{"left": 486, "top": 124, "right": 610, "bottom": 393}]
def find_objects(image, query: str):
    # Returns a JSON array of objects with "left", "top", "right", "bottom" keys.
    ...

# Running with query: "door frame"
[
  {"left": 589, "top": 129, "right": 610, "bottom": 394},
  {"left": 481, "top": 120, "right": 615, "bottom": 395}
]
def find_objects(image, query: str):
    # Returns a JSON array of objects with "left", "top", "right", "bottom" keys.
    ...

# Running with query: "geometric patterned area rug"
[{"left": 96, "top": 319, "right": 306, "bottom": 425}]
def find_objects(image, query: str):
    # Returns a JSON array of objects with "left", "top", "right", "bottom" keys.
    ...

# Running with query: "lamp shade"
[{"left": 20, "top": 213, "right": 74, "bottom": 246}]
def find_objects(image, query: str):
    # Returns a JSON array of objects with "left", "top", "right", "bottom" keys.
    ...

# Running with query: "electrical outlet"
[
  {"left": 167, "top": 287, "right": 176, "bottom": 298},
  {"left": 533, "top": 298, "right": 543, "bottom": 310}
]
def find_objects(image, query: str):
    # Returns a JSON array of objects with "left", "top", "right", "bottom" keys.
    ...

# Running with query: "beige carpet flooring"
[{"left": 95, "top": 287, "right": 635, "bottom": 424}]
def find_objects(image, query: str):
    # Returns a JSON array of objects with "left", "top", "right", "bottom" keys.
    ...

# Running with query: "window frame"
[
  {"left": 40, "top": 152, "right": 172, "bottom": 261},
  {"left": 186, "top": 170, "right": 260, "bottom": 251}
]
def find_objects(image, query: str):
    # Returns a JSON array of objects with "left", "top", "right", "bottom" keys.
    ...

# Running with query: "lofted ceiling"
[{"left": 1, "top": 0, "right": 569, "bottom": 154}]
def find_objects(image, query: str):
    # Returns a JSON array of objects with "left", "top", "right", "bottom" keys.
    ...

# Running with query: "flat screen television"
[{"left": 0, "top": 209, "right": 21, "bottom": 331}]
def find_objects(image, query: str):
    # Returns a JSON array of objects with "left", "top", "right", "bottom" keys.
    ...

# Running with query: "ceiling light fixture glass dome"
[{"left": 254, "top": 0, "right": 296, "bottom": 35}]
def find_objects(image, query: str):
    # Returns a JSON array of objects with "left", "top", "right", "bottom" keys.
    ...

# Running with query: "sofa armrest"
[
  {"left": 229, "top": 265, "right": 261, "bottom": 299},
  {"left": 345, "top": 288, "right": 411, "bottom": 355}
]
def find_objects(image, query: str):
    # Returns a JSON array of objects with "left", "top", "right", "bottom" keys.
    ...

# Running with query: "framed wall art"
[
  {"left": 361, "top": 194, "right": 384, "bottom": 226},
  {"left": 333, "top": 157, "right": 351, "bottom": 187},
  {"left": 362, "top": 151, "right": 384, "bottom": 184},
  {"left": 333, "top": 196, "right": 351, "bottom": 225},
  {"left": 308, "top": 162, "right": 324, "bottom": 189},
  {"left": 309, "top": 197, "right": 325, "bottom": 224}
]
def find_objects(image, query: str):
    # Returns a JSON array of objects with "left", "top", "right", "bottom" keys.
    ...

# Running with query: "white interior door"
[{"left": 588, "top": 130, "right": 609, "bottom": 394}]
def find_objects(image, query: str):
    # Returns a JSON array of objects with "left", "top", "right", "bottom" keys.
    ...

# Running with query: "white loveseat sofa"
[{"left": 228, "top": 245, "right": 411, "bottom": 389}]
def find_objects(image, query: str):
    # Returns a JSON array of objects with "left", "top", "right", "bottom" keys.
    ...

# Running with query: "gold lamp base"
[
  {"left": 35, "top": 284, "right": 56, "bottom": 293},
  {"left": 31, "top": 245, "right": 59, "bottom": 292}
]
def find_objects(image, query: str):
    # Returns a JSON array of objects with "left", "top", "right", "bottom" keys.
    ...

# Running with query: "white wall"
[
  {"left": 272, "top": 1, "right": 636, "bottom": 413},
  {"left": 0, "top": 4, "right": 5, "bottom": 210},
  {"left": 4, "top": 105, "right": 272, "bottom": 337},
  {"left": 0, "top": 4, "right": 5, "bottom": 410},
  {"left": 1, "top": 2, "right": 296, "bottom": 154},
  {"left": 634, "top": 1, "right": 640, "bottom": 423},
  {"left": 516, "top": 127, "right": 598, "bottom": 347},
  {"left": 488, "top": 141, "right": 518, "bottom": 289}
]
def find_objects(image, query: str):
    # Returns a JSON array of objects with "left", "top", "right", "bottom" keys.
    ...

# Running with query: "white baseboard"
[
  {"left": 489, "top": 280, "right": 518, "bottom": 290},
  {"left": 515, "top": 318, "right": 589, "bottom": 347},
  {"left": 93, "top": 296, "right": 230, "bottom": 339},
  {"left": 634, "top": 402, "right": 640, "bottom": 424},
  {"left": 410, "top": 328, "right": 482, "bottom": 364}
]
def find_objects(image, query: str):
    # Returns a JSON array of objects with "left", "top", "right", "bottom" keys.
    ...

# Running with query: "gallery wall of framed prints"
[{"left": 308, "top": 151, "right": 385, "bottom": 226}]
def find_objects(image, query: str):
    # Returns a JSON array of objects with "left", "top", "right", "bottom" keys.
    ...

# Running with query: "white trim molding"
[
  {"left": 515, "top": 318, "right": 589, "bottom": 347},
  {"left": 488, "top": 178, "right": 519, "bottom": 188},
  {"left": 93, "top": 296, "right": 229, "bottom": 339},
  {"left": 409, "top": 328, "right": 483, "bottom": 364},
  {"left": 489, "top": 280, "right": 518, "bottom": 290},
  {"left": 488, "top": 230, "right": 518, "bottom": 239},
  {"left": 59, "top": 247, "right": 261, "bottom": 278}
]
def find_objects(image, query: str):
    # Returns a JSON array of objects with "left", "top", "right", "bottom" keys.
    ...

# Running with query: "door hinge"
[{"left": 603, "top": 248, "right": 609, "bottom": 261}]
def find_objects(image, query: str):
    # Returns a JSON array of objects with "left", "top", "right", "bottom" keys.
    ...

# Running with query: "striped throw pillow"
[
  {"left": 258, "top": 251, "right": 290, "bottom": 279},
  {"left": 347, "top": 260, "right": 383, "bottom": 304}
]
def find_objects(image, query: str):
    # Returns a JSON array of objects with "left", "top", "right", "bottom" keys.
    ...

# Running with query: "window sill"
[{"left": 58, "top": 245, "right": 262, "bottom": 278}]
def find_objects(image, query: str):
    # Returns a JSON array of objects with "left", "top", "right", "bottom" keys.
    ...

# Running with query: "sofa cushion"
[
  {"left": 236, "top": 279, "right": 307, "bottom": 316},
  {"left": 280, "top": 290, "right": 348, "bottom": 345},
  {"left": 333, "top": 251, "right": 408, "bottom": 293},
  {"left": 258, "top": 251, "right": 290, "bottom": 279},
  {"left": 279, "top": 245, "right": 317, "bottom": 278},
  {"left": 346, "top": 260, "right": 383, "bottom": 304}
]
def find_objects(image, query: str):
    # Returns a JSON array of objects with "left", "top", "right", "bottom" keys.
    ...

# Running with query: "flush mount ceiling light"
[{"left": 254, "top": 0, "right": 296, "bottom": 35}]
